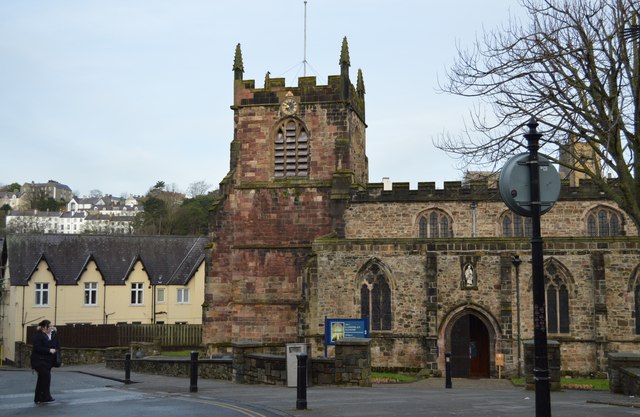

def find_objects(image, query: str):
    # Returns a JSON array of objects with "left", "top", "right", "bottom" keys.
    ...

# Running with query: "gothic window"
[
  {"left": 360, "top": 262, "right": 392, "bottom": 331},
  {"left": 274, "top": 119, "right": 309, "bottom": 177},
  {"left": 586, "top": 206, "right": 623, "bottom": 237},
  {"left": 418, "top": 209, "right": 453, "bottom": 238},
  {"left": 501, "top": 211, "right": 532, "bottom": 237},
  {"left": 545, "top": 262, "right": 570, "bottom": 334}
]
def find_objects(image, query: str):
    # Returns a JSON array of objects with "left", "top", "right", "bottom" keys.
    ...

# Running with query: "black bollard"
[
  {"left": 296, "top": 353, "right": 308, "bottom": 410},
  {"left": 190, "top": 351, "right": 198, "bottom": 393},
  {"left": 445, "top": 352, "right": 452, "bottom": 389},
  {"left": 124, "top": 352, "right": 131, "bottom": 384}
]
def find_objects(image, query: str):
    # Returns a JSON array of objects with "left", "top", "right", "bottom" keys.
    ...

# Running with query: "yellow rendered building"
[{"left": 0, "top": 234, "right": 207, "bottom": 363}]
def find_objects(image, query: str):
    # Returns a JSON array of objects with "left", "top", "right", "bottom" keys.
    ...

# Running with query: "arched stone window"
[
  {"left": 544, "top": 260, "right": 571, "bottom": 334},
  {"left": 418, "top": 209, "right": 453, "bottom": 238},
  {"left": 359, "top": 261, "right": 392, "bottom": 331},
  {"left": 274, "top": 119, "right": 309, "bottom": 177},
  {"left": 586, "top": 206, "right": 623, "bottom": 237},
  {"left": 500, "top": 211, "right": 532, "bottom": 237},
  {"left": 629, "top": 268, "right": 640, "bottom": 335}
]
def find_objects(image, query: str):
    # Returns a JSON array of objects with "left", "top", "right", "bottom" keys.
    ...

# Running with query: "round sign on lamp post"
[{"left": 499, "top": 152, "right": 561, "bottom": 217}]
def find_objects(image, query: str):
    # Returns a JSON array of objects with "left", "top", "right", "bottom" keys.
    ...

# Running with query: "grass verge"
[
  {"left": 371, "top": 372, "right": 418, "bottom": 383},
  {"left": 511, "top": 377, "right": 609, "bottom": 391}
]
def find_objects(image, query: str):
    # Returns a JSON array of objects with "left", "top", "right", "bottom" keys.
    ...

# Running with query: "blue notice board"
[{"left": 324, "top": 317, "right": 369, "bottom": 346}]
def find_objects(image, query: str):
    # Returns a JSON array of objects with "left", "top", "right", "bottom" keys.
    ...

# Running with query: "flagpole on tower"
[{"left": 303, "top": 0, "right": 308, "bottom": 76}]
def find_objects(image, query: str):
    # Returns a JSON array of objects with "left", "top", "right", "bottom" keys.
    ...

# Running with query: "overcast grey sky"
[{"left": 1, "top": 1, "right": 523, "bottom": 197}]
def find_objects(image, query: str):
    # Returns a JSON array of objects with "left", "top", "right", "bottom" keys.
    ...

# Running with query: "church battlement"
[{"left": 356, "top": 178, "right": 615, "bottom": 202}]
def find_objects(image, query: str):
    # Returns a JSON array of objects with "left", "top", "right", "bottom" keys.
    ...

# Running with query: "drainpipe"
[
  {"left": 470, "top": 201, "right": 478, "bottom": 237},
  {"left": 54, "top": 280, "right": 58, "bottom": 325},
  {"left": 103, "top": 282, "right": 107, "bottom": 324},
  {"left": 152, "top": 283, "right": 156, "bottom": 324}
]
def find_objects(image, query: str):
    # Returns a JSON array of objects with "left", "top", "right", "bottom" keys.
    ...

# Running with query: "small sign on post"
[{"left": 495, "top": 353, "right": 505, "bottom": 379}]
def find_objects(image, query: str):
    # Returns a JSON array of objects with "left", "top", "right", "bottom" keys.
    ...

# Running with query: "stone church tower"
[{"left": 204, "top": 38, "right": 367, "bottom": 348}]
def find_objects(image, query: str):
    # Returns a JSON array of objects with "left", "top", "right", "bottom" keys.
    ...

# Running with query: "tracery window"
[
  {"left": 274, "top": 119, "right": 309, "bottom": 177},
  {"left": 418, "top": 209, "right": 452, "bottom": 238},
  {"left": 545, "top": 261, "right": 570, "bottom": 334},
  {"left": 501, "top": 211, "right": 532, "bottom": 237},
  {"left": 586, "top": 206, "right": 623, "bottom": 237},
  {"left": 360, "top": 262, "right": 392, "bottom": 331}
]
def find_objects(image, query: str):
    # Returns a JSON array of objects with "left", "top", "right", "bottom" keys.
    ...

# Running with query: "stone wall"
[
  {"left": 335, "top": 338, "right": 371, "bottom": 387},
  {"left": 15, "top": 342, "right": 109, "bottom": 369},
  {"left": 105, "top": 356, "right": 233, "bottom": 381},
  {"left": 524, "top": 340, "right": 561, "bottom": 391},
  {"left": 608, "top": 352, "right": 640, "bottom": 394},
  {"left": 228, "top": 340, "right": 369, "bottom": 386}
]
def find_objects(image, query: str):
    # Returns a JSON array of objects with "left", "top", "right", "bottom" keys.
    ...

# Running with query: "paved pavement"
[{"left": 2, "top": 364, "right": 640, "bottom": 416}]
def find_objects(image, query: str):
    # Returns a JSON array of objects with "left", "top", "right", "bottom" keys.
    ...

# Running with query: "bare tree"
[
  {"left": 437, "top": 0, "right": 640, "bottom": 229},
  {"left": 186, "top": 180, "right": 211, "bottom": 198},
  {"left": 89, "top": 189, "right": 103, "bottom": 198},
  {"left": 6, "top": 215, "right": 48, "bottom": 234}
]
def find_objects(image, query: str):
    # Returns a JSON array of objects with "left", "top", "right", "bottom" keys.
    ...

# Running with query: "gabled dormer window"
[{"left": 274, "top": 119, "right": 309, "bottom": 177}]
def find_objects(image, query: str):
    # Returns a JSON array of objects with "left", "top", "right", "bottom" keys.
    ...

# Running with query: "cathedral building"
[{"left": 203, "top": 39, "right": 640, "bottom": 377}]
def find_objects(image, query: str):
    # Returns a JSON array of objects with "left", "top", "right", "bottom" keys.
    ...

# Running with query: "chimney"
[{"left": 382, "top": 177, "right": 392, "bottom": 191}]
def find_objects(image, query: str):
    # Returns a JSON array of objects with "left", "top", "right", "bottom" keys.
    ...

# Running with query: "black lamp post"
[
  {"left": 511, "top": 255, "right": 523, "bottom": 378},
  {"left": 525, "top": 118, "right": 551, "bottom": 417}
]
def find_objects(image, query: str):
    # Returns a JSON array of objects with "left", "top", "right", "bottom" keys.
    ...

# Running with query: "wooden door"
[
  {"left": 450, "top": 314, "right": 490, "bottom": 378},
  {"left": 450, "top": 315, "right": 470, "bottom": 378},
  {"left": 469, "top": 314, "right": 490, "bottom": 378}
]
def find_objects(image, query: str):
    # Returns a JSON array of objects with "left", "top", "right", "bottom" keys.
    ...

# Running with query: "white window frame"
[
  {"left": 84, "top": 282, "right": 98, "bottom": 305},
  {"left": 131, "top": 282, "right": 144, "bottom": 305},
  {"left": 177, "top": 288, "right": 190, "bottom": 304},
  {"left": 35, "top": 283, "right": 49, "bottom": 306},
  {"left": 156, "top": 287, "right": 165, "bottom": 304}
]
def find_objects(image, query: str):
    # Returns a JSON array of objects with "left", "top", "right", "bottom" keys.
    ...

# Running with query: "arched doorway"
[{"left": 450, "top": 314, "right": 490, "bottom": 378}]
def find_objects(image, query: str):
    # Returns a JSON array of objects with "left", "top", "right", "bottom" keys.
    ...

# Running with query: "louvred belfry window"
[{"left": 274, "top": 119, "right": 309, "bottom": 177}]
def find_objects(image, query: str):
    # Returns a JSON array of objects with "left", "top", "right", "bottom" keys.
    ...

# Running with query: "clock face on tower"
[{"left": 280, "top": 97, "right": 298, "bottom": 115}]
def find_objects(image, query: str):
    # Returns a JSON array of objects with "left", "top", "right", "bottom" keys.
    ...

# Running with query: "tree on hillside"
[
  {"left": 437, "top": 0, "right": 640, "bottom": 229},
  {"left": 136, "top": 196, "right": 167, "bottom": 235},
  {"left": 152, "top": 181, "right": 166, "bottom": 192},
  {"left": 25, "top": 187, "right": 65, "bottom": 212},
  {"left": 0, "top": 204, "right": 10, "bottom": 234},
  {"left": 6, "top": 216, "right": 48, "bottom": 234},
  {"left": 186, "top": 180, "right": 211, "bottom": 198},
  {"left": 171, "top": 192, "right": 216, "bottom": 235},
  {"left": 0, "top": 182, "right": 21, "bottom": 193},
  {"left": 89, "top": 189, "right": 103, "bottom": 198}
]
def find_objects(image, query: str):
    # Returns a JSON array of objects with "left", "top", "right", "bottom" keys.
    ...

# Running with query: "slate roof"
[{"left": 7, "top": 234, "right": 208, "bottom": 286}]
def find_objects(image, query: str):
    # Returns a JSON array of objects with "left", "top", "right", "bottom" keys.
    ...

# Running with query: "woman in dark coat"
[{"left": 31, "top": 319, "right": 59, "bottom": 403}]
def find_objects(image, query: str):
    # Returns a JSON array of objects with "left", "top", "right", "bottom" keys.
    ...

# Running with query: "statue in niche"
[{"left": 464, "top": 264, "right": 475, "bottom": 288}]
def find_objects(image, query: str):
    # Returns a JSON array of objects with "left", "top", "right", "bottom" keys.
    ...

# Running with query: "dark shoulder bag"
[{"left": 53, "top": 350, "right": 62, "bottom": 368}]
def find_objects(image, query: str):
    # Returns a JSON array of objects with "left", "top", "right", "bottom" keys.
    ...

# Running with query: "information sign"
[{"left": 324, "top": 318, "right": 369, "bottom": 346}]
